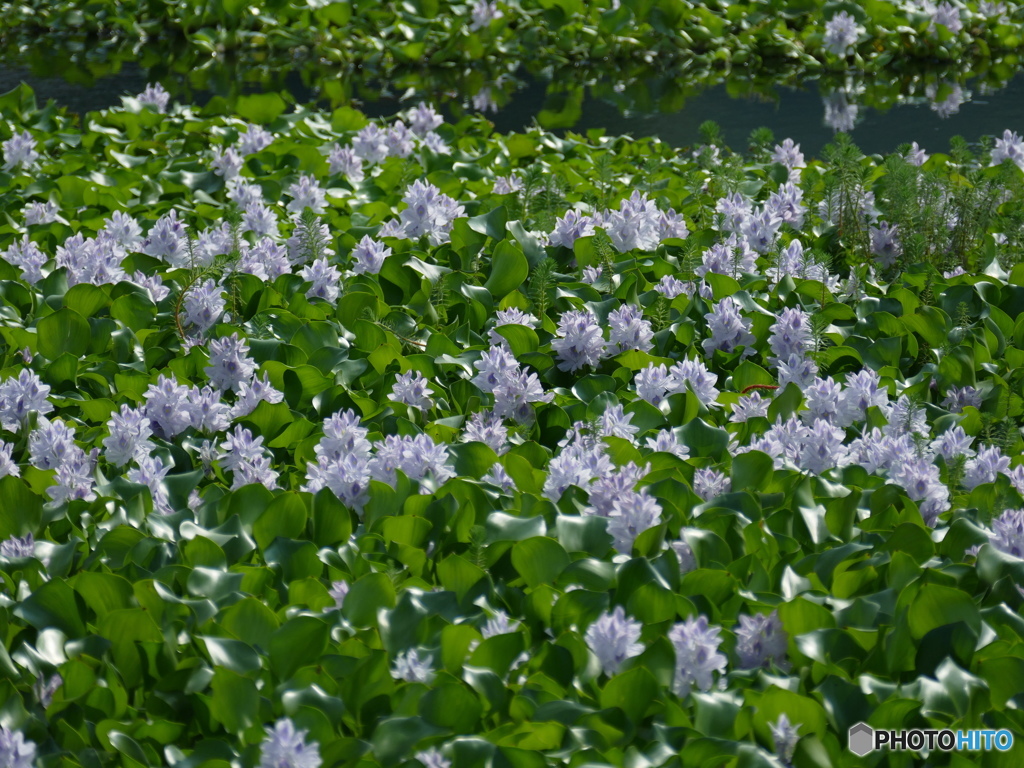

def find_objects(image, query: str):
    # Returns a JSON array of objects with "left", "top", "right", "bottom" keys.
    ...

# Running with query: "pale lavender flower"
[
  {"left": 600, "top": 404, "right": 639, "bottom": 442},
  {"left": 882, "top": 395, "right": 928, "bottom": 438},
  {"left": 668, "top": 616, "right": 727, "bottom": 697},
  {"left": 389, "top": 371, "right": 434, "bottom": 412},
  {"left": 210, "top": 146, "right": 243, "bottom": 180},
  {"left": 421, "top": 132, "right": 450, "bottom": 154},
  {"left": 892, "top": 457, "right": 949, "bottom": 526},
  {"left": 768, "top": 307, "right": 812, "bottom": 362},
  {"left": 929, "top": 1, "right": 963, "bottom": 33},
  {"left": 303, "top": 453, "right": 372, "bottom": 512},
  {"left": 581, "top": 266, "right": 603, "bottom": 285},
  {"left": 232, "top": 373, "right": 285, "bottom": 419},
  {"left": 286, "top": 175, "right": 328, "bottom": 216},
  {"left": 0, "top": 441, "right": 19, "bottom": 480},
  {"left": 183, "top": 278, "right": 225, "bottom": 334},
  {"left": 671, "top": 538, "right": 697, "bottom": 573},
  {"left": 371, "top": 434, "right": 455, "bottom": 490},
  {"left": 730, "top": 392, "right": 770, "bottom": 423},
  {"left": 34, "top": 673, "right": 62, "bottom": 708},
  {"left": 408, "top": 103, "right": 444, "bottom": 137},
  {"left": 28, "top": 418, "right": 77, "bottom": 470},
  {"left": 657, "top": 209, "right": 689, "bottom": 240},
  {"left": 607, "top": 490, "right": 662, "bottom": 554},
  {"left": 716, "top": 192, "right": 753, "bottom": 233},
  {"left": 24, "top": 201, "right": 59, "bottom": 226},
  {"left": 328, "top": 144, "right": 364, "bottom": 182},
  {"left": 259, "top": 719, "right": 321, "bottom": 768},
  {"left": 906, "top": 142, "right": 929, "bottom": 166},
  {"left": 329, "top": 580, "right": 349, "bottom": 610},
  {"left": 415, "top": 748, "right": 451, "bottom": 768},
  {"left": 135, "top": 83, "right": 170, "bottom": 112},
  {"left": 103, "top": 405, "right": 154, "bottom": 467},
  {"left": 608, "top": 304, "right": 654, "bottom": 353},
  {"left": 350, "top": 235, "right": 390, "bottom": 275},
  {"left": 836, "top": 369, "right": 888, "bottom": 426},
  {"left": 482, "top": 610, "right": 519, "bottom": 638},
  {"left": 243, "top": 201, "right": 280, "bottom": 239},
  {"left": 186, "top": 386, "right": 232, "bottom": 434},
  {"left": 645, "top": 429, "right": 691, "bottom": 459},
  {"left": 604, "top": 191, "right": 661, "bottom": 252},
  {"left": 394, "top": 180, "right": 465, "bottom": 246},
  {"left": 823, "top": 11, "right": 859, "bottom": 56},
  {"left": 694, "top": 468, "right": 731, "bottom": 501},
  {"left": 771, "top": 139, "right": 805, "bottom": 170},
  {"left": 635, "top": 363, "right": 672, "bottom": 407},
  {"left": 585, "top": 606, "right": 645, "bottom": 676},
  {"left": 990, "top": 509, "right": 1024, "bottom": 558},
  {"left": 654, "top": 275, "right": 691, "bottom": 299},
  {"left": 803, "top": 377, "right": 843, "bottom": 424},
  {"left": 492, "top": 174, "right": 522, "bottom": 195},
  {"left": 668, "top": 359, "right": 721, "bottom": 405},
  {"left": 929, "top": 82, "right": 964, "bottom": 118},
  {"left": 0, "top": 369, "right": 53, "bottom": 431},
  {"left": 127, "top": 454, "right": 173, "bottom": 514},
  {"left": 46, "top": 447, "right": 97, "bottom": 504},
  {"left": 742, "top": 209, "right": 783, "bottom": 254},
  {"left": 2, "top": 131, "right": 39, "bottom": 171},
  {"left": 942, "top": 385, "right": 982, "bottom": 413},
  {"left": 931, "top": 426, "right": 975, "bottom": 461},
  {"left": 735, "top": 611, "right": 789, "bottom": 669},
  {"left": 488, "top": 307, "right": 539, "bottom": 347},
  {"left": 472, "top": 346, "right": 519, "bottom": 394},
  {"left": 0, "top": 533, "right": 33, "bottom": 559},
  {"left": 481, "top": 462, "right": 516, "bottom": 493},
  {"left": 205, "top": 333, "right": 256, "bottom": 392},
  {"left": 552, "top": 309, "right": 608, "bottom": 372},
  {"left": 548, "top": 210, "right": 595, "bottom": 249},
  {"left": 237, "top": 124, "right": 273, "bottom": 156},
  {"left": 386, "top": 121, "right": 416, "bottom": 158},
  {"left": 299, "top": 258, "right": 342, "bottom": 304},
  {"left": 144, "top": 374, "right": 192, "bottom": 438},
  {"left": 227, "top": 179, "right": 264, "bottom": 208},
  {"left": 463, "top": 410, "right": 508, "bottom": 454},
  {"left": 770, "top": 714, "right": 801, "bottom": 765},
  {"left": 469, "top": 0, "right": 503, "bottom": 29},
  {"left": 870, "top": 222, "right": 901, "bottom": 268},
  {"left": 702, "top": 297, "right": 755, "bottom": 357},
  {"left": 351, "top": 124, "right": 390, "bottom": 164},
  {"left": 0, "top": 724, "right": 37, "bottom": 768},
  {"left": 131, "top": 271, "right": 170, "bottom": 303},
  {"left": 964, "top": 445, "right": 1010, "bottom": 490},
  {"left": 392, "top": 649, "right": 435, "bottom": 684},
  {"left": 765, "top": 183, "right": 806, "bottom": 229},
  {"left": 3, "top": 236, "right": 47, "bottom": 284}
]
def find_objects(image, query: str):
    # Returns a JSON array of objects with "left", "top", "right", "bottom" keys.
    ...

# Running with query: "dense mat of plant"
[
  {"left": 2, "top": 82, "right": 1024, "bottom": 768},
  {"left": 2, "top": 0, "right": 1024, "bottom": 117}
]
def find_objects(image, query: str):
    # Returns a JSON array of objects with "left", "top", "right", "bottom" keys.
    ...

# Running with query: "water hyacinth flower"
[
  {"left": 103, "top": 405, "right": 154, "bottom": 467},
  {"left": 771, "top": 138, "right": 805, "bottom": 170},
  {"left": 328, "top": 144, "right": 364, "bottom": 182},
  {"left": 552, "top": 309, "right": 608, "bottom": 372},
  {"left": 823, "top": 91, "right": 857, "bottom": 132},
  {"left": 581, "top": 266, "right": 602, "bottom": 285},
  {"left": 350, "top": 235, "right": 390, "bottom": 275},
  {"left": 328, "top": 580, "right": 349, "bottom": 610},
  {"left": 35, "top": 673, "right": 62, "bottom": 708},
  {"left": 24, "top": 201, "right": 59, "bottom": 226},
  {"left": 770, "top": 714, "right": 801, "bottom": 765},
  {"left": 205, "top": 333, "right": 256, "bottom": 392},
  {"left": 392, "top": 648, "right": 435, "bottom": 684},
  {"left": 2, "top": 130, "right": 39, "bottom": 171},
  {"left": 127, "top": 454, "right": 174, "bottom": 514},
  {"left": 3, "top": 236, "right": 47, "bottom": 285},
  {"left": 0, "top": 533, "right": 34, "bottom": 559},
  {"left": 671, "top": 537, "right": 697, "bottom": 573},
  {"left": 668, "top": 615, "right": 727, "bottom": 697},
  {"left": 607, "top": 490, "right": 662, "bottom": 554},
  {"left": 286, "top": 174, "right": 328, "bottom": 215},
  {"left": 0, "top": 724, "right": 37, "bottom": 768},
  {"left": 135, "top": 83, "right": 170, "bottom": 112},
  {"left": 905, "top": 142, "right": 929, "bottom": 166},
  {"left": 604, "top": 191, "right": 662, "bottom": 252},
  {"left": 585, "top": 606, "right": 645, "bottom": 676},
  {"left": 941, "top": 385, "right": 982, "bottom": 413},
  {"left": 823, "top": 11, "right": 859, "bottom": 56},
  {"left": 243, "top": 201, "right": 280, "bottom": 239},
  {"left": 482, "top": 610, "right": 519, "bottom": 638},
  {"left": 0, "top": 441, "right": 20, "bottom": 480},
  {"left": 299, "top": 258, "right": 343, "bottom": 305},
  {"left": 549, "top": 209, "right": 595, "bottom": 249},
  {"left": 870, "top": 222, "right": 901, "bottom": 268},
  {"left": 469, "top": 0, "right": 503, "bottom": 30},
  {"left": 991, "top": 129, "right": 1024, "bottom": 170},
  {"left": 392, "top": 180, "right": 465, "bottom": 246},
  {"left": 990, "top": 509, "right": 1024, "bottom": 557},
  {"left": 210, "top": 146, "right": 243, "bottom": 180},
  {"left": 182, "top": 278, "right": 226, "bottom": 334},
  {"left": 0, "top": 369, "right": 54, "bottom": 431},
  {"left": 693, "top": 467, "right": 731, "bottom": 501},
  {"left": 389, "top": 371, "right": 434, "bottom": 412},
  {"left": 463, "top": 410, "right": 508, "bottom": 454},
  {"left": 608, "top": 303, "right": 654, "bottom": 353},
  {"left": 735, "top": 611, "right": 789, "bottom": 669},
  {"left": 259, "top": 719, "right": 321, "bottom": 768},
  {"left": 654, "top": 275, "right": 692, "bottom": 299},
  {"left": 492, "top": 173, "right": 523, "bottom": 195},
  {"left": 407, "top": 103, "right": 444, "bottom": 137},
  {"left": 29, "top": 418, "right": 77, "bottom": 473},
  {"left": 931, "top": 426, "right": 975, "bottom": 461},
  {"left": 702, "top": 297, "right": 755, "bottom": 357},
  {"left": 237, "top": 123, "right": 273, "bottom": 156}
]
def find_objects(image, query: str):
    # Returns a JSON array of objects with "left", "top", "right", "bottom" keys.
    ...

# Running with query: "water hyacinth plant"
[{"left": 0, "top": 78, "right": 1022, "bottom": 768}]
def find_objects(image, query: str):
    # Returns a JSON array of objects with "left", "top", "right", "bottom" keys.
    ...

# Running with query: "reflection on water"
[{"left": 2, "top": 62, "right": 1022, "bottom": 158}]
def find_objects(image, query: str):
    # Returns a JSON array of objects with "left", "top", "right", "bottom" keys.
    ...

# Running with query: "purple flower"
[
  {"left": 608, "top": 304, "right": 654, "bottom": 353},
  {"left": 991, "top": 130, "right": 1024, "bottom": 171},
  {"left": 703, "top": 297, "right": 755, "bottom": 357},
  {"left": 210, "top": 146, "right": 243, "bottom": 180},
  {"left": 730, "top": 392, "right": 770, "bottom": 423},
  {"left": 186, "top": 385, "right": 232, "bottom": 434},
  {"left": 668, "top": 616, "right": 727, "bottom": 697},
  {"left": 771, "top": 139, "right": 805, "bottom": 170},
  {"left": 585, "top": 606, "right": 645, "bottom": 676},
  {"left": 389, "top": 371, "right": 434, "bottom": 412},
  {"left": 654, "top": 275, "right": 692, "bottom": 299},
  {"left": 127, "top": 454, "right": 174, "bottom": 514},
  {"left": 2, "top": 236, "right": 47, "bottom": 285},
  {"left": 0, "top": 533, "right": 34, "bottom": 559},
  {"left": 693, "top": 468, "right": 731, "bottom": 501},
  {"left": 415, "top": 748, "right": 451, "bottom": 768},
  {"left": 964, "top": 445, "right": 1010, "bottom": 490},
  {"left": 735, "top": 611, "right": 788, "bottom": 669},
  {"left": 941, "top": 385, "right": 982, "bottom": 413},
  {"left": 798, "top": 419, "right": 846, "bottom": 475},
  {"left": 135, "top": 83, "right": 170, "bottom": 112},
  {"left": 407, "top": 103, "right": 444, "bottom": 137},
  {"left": 259, "top": 719, "right": 321, "bottom": 768},
  {"left": 905, "top": 142, "right": 929, "bottom": 166},
  {"left": 206, "top": 333, "right": 256, "bottom": 392},
  {"left": 482, "top": 610, "right": 519, "bottom": 638},
  {"left": 2, "top": 131, "right": 39, "bottom": 171},
  {"left": 870, "top": 222, "right": 901, "bottom": 268},
  {"left": 286, "top": 174, "right": 327, "bottom": 215},
  {"left": 328, "top": 144, "right": 364, "bottom": 181},
  {"left": 549, "top": 210, "right": 595, "bottom": 249},
  {"left": 243, "top": 201, "right": 280, "bottom": 239},
  {"left": 329, "top": 580, "right": 350, "bottom": 610},
  {"left": 182, "top": 278, "right": 226, "bottom": 334},
  {"left": 0, "top": 441, "right": 19, "bottom": 480},
  {"left": 103, "top": 405, "right": 154, "bottom": 467},
  {"left": 552, "top": 309, "right": 608, "bottom": 372},
  {"left": 0, "top": 725, "right": 37, "bottom": 768},
  {"left": 671, "top": 538, "right": 697, "bottom": 573},
  {"left": 891, "top": 457, "right": 949, "bottom": 526},
  {"left": 803, "top": 377, "right": 843, "bottom": 423},
  {"left": 607, "top": 490, "right": 662, "bottom": 554},
  {"left": 28, "top": 417, "right": 77, "bottom": 470},
  {"left": 237, "top": 124, "right": 273, "bottom": 156},
  {"left": 391, "top": 180, "right": 465, "bottom": 246},
  {"left": 24, "top": 201, "right": 59, "bottom": 226},
  {"left": 392, "top": 649, "right": 435, "bottom": 684},
  {"left": 232, "top": 373, "right": 285, "bottom": 420},
  {"left": 768, "top": 307, "right": 812, "bottom": 362},
  {"left": 931, "top": 426, "right": 975, "bottom": 461},
  {"left": 990, "top": 509, "right": 1024, "bottom": 558},
  {"left": 823, "top": 11, "right": 859, "bottom": 56},
  {"left": 770, "top": 714, "right": 801, "bottom": 765},
  {"left": 463, "top": 410, "right": 508, "bottom": 455},
  {"left": 299, "top": 258, "right": 343, "bottom": 304},
  {"left": 837, "top": 369, "right": 888, "bottom": 426},
  {"left": 604, "top": 191, "right": 661, "bottom": 253},
  {"left": 350, "top": 235, "right": 390, "bottom": 275},
  {"left": 34, "top": 673, "right": 62, "bottom": 708}
]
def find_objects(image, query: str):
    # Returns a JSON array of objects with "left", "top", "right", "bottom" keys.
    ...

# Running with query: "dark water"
[{"left": 3, "top": 63, "right": 1022, "bottom": 158}]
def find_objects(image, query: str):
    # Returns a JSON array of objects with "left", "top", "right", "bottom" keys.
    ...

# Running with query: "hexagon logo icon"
[{"left": 849, "top": 722, "right": 874, "bottom": 757}]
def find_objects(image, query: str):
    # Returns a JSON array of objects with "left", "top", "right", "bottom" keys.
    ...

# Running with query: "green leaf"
[
  {"left": 312, "top": 488, "right": 353, "bottom": 547},
  {"left": 450, "top": 441, "right": 500, "bottom": 479},
  {"left": 468, "top": 205, "right": 508, "bottom": 241},
  {"left": 420, "top": 682, "right": 483, "bottom": 733},
  {"left": 0, "top": 476, "right": 42, "bottom": 539},
  {"left": 511, "top": 537, "right": 570, "bottom": 588},
  {"left": 37, "top": 307, "right": 91, "bottom": 359},
  {"left": 906, "top": 582, "right": 980, "bottom": 639},
  {"left": 235, "top": 93, "right": 287, "bottom": 123},
  {"left": 15, "top": 579, "right": 86, "bottom": 637},
  {"left": 220, "top": 597, "right": 281, "bottom": 650},
  {"left": 253, "top": 492, "right": 308, "bottom": 550},
  {"left": 269, "top": 616, "right": 330, "bottom": 680},
  {"left": 343, "top": 572, "right": 396, "bottom": 627},
  {"left": 600, "top": 667, "right": 658, "bottom": 722},
  {"left": 731, "top": 450, "right": 773, "bottom": 492},
  {"left": 63, "top": 283, "right": 109, "bottom": 317},
  {"left": 210, "top": 667, "right": 259, "bottom": 733},
  {"left": 484, "top": 240, "right": 529, "bottom": 297}
]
